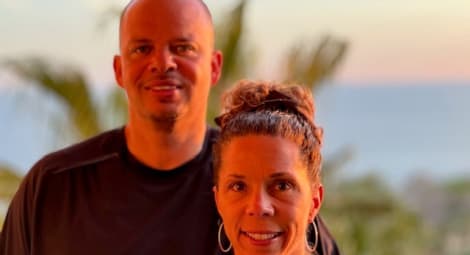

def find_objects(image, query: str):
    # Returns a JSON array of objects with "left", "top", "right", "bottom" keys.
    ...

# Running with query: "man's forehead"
[
  {"left": 118, "top": 0, "right": 214, "bottom": 48},
  {"left": 120, "top": 0, "right": 212, "bottom": 28}
]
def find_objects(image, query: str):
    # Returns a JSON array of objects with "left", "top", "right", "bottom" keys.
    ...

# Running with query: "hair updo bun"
[{"left": 213, "top": 80, "right": 323, "bottom": 184}]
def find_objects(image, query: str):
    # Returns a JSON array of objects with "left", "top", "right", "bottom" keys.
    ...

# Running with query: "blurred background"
[{"left": 1, "top": 0, "right": 469, "bottom": 254}]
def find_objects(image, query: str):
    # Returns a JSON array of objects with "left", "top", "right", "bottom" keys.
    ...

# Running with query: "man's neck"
[{"left": 124, "top": 119, "right": 207, "bottom": 170}]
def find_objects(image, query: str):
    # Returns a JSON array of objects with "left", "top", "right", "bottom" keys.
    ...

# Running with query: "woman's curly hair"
[{"left": 213, "top": 80, "right": 323, "bottom": 185}]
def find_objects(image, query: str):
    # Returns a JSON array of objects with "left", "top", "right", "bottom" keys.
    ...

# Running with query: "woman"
[{"left": 213, "top": 80, "right": 324, "bottom": 255}]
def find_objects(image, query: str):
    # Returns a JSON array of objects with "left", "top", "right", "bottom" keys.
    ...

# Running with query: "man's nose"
[
  {"left": 148, "top": 48, "right": 177, "bottom": 73},
  {"left": 245, "top": 188, "right": 275, "bottom": 217}
]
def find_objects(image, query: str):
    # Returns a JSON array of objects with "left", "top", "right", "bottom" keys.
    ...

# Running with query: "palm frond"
[
  {"left": 0, "top": 165, "right": 22, "bottom": 200},
  {"left": 208, "top": 0, "right": 248, "bottom": 122},
  {"left": 283, "top": 35, "right": 348, "bottom": 90},
  {"left": 2, "top": 58, "right": 101, "bottom": 139}
]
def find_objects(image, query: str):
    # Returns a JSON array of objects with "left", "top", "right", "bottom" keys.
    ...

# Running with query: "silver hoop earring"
[
  {"left": 218, "top": 222, "right": 232, "bottom": 253},
  {"left": 306, "top": 219, "right": 319, "bottom": 253}
]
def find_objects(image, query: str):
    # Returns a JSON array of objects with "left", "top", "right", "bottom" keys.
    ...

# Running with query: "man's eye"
[
  {"left": 172, "top": 44, "right": 196, "bottom": 55},
  {"left": 132, "top": 45, "right": 152, "bottom": 55},
  {"left": 228, "top": 181, "right": 246, "bottom": 192}
]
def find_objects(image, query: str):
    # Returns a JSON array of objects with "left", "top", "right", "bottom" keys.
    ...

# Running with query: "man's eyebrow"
[
  {"left": 172, "top": 35, "right": 195, "bottom": 42},
  {"left": 128, "top": 38, "right": 153, "bottom": 44}
]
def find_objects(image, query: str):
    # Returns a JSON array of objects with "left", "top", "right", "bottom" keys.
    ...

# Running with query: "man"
[{"left": 0, "top": 0, "right": 339, "bottom": 254}]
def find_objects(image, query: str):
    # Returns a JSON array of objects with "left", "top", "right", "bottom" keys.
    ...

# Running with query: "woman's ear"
[
  {"left": 309, "top": 184, "right": 324, "bottom": 222},
  {"left": 213, "top": 186, "right": 220, "bottom": 211}
]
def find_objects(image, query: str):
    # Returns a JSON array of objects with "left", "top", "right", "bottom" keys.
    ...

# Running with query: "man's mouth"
[
  {"left": 149, "top": 85, "right": 179, "bottom": 91},
  {"left": 144, "top": 77, "right": 183, "bottom": 91}
]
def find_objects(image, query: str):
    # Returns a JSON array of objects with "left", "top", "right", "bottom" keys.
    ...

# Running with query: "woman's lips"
[{"left": 242, "top": 230, "right": 283, "bottom": 244}]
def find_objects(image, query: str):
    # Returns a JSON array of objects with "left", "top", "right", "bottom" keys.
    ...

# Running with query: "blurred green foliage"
[
  {"left": 1, "top": 1, "right": 469, "bottom": 254},
  {"left": 0, "top": 165, "right": 22, "bottom": 229}
]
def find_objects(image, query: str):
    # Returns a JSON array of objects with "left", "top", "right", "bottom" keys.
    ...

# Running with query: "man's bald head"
[
  {"left": 118, "top": 0, "right": 214, "bottom": 47},
  {"left": 113, "top": 0, "right": 223, "bottom": 139}
]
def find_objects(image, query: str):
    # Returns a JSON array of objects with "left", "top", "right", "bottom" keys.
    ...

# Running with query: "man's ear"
[
  {"left": 113, "top": 55, "right": 124, "bottom": 88},
  {"left": 210, "top": 50, "right": 223, "bottom": 86},
  {"left": 309, "top": 184, "right": 324, "bottom": 222}
]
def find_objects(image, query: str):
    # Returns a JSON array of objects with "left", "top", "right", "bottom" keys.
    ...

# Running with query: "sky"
[
  {"left": 1, "top": 0, "right": 469, "bottom": 89},
  {"left": 0, "top": 0, "right": 469, "bottom": 186}
]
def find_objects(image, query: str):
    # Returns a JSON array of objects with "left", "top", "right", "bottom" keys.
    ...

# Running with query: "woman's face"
[{"left": 214, "top": 135, "right": 323, "bottom": 255}]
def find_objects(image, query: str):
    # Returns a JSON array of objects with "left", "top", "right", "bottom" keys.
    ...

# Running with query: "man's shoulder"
[{"left": 32, "top": 128, "right": 125, "bottom": 175}]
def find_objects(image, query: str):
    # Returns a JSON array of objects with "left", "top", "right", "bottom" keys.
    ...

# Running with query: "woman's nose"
[{"left": 245, "top": 189, "right": 275, "bottom": 217}]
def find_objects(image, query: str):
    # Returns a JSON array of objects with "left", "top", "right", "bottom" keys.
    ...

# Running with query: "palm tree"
[
  {"left": 207, "top": 0, "right": 348, "bottom": 122},
  {"left": 0, "top": 0, "right": 348, "bottom": 235},
  {"left": 1, "top": 0, "right": 348, "bottom": 152},
  {"left": 2, "top": 58, "right": 101, "bottom": 140},
  {"left": 0, "top": 57, "right": 128, "bottom": 228},
  {"left": 95, "top": 0, "right": 348, "bottom": 123},
  {"left": 1, "top": 2, "right": 450, "bottom": 253},
  {"left": 321, "top": 163, "right": 431, "bottom": 255}
]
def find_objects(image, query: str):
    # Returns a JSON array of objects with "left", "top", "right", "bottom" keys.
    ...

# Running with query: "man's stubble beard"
[{"left": 149, "top": 112, "right": 179, "bottom": 133}]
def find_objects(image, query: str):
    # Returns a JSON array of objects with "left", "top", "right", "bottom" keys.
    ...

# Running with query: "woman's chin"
[{"left": 234, "top": 231, "right": 285, "bottom": 254}]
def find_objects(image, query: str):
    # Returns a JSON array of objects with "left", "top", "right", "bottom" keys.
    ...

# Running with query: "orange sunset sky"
[{"left": 0, "top": 0, "right": 469, "bottom": 87}]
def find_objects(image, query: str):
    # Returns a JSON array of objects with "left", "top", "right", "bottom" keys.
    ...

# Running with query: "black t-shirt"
[{"left": 0, "top": 127, "right": 340, "bottom": 255}]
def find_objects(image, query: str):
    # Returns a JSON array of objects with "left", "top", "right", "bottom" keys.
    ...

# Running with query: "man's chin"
[{"left": 150, "top": 111, "right": 179, "bottom": 122}]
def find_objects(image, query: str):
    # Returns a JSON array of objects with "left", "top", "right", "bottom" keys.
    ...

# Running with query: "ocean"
[{"left": 1, "top": 82, "right": 469, "bottom": 188}]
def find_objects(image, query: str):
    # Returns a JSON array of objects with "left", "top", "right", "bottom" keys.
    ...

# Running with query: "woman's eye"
[
  {"left": 228, "top": 181, "right": 246, "bottom": 192},
  {"left": 274, "top": 181, "right": 293, "bottom": 192}
]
